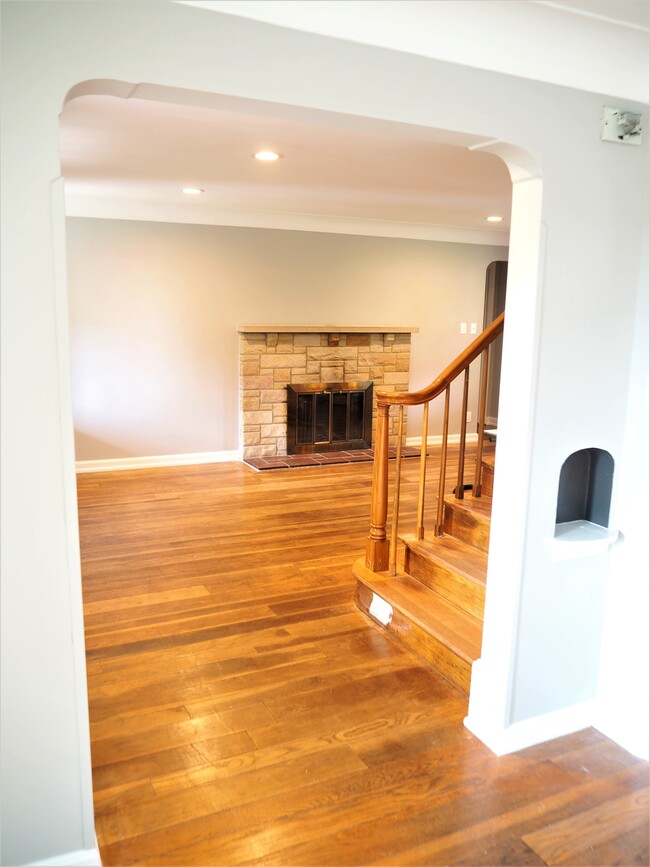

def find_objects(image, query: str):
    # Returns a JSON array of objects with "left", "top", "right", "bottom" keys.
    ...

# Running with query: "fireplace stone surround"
[{"left": 238, "top": 326, "right": 418, "bottom": 459}]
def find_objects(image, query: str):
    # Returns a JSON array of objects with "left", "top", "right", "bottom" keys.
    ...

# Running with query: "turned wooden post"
[{"left": 366, "top": 402, "right": 390, "bottom": 572}]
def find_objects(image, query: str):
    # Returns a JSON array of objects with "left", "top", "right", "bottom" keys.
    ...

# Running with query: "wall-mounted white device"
[{"left": 601, "top": 107, "right": 642, "bottom": 146}]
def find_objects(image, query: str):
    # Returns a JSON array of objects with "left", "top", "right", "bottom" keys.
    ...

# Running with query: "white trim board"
[
  {"left": 29, "top": 845, "right": 102, "bottom": 866},
  {"left": 406, "top": 433, "right": 479, "bottom": 447},
  {"left": 75, "top": 450, "right": 242, "bottom": 473},
  {"left": 65, "top": 198, "right": 510, "bottom": 247}
]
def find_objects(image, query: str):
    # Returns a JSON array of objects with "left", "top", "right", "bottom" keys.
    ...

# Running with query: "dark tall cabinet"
[{"left": 482, "top": 261, "right": 508, "bottom": 431}]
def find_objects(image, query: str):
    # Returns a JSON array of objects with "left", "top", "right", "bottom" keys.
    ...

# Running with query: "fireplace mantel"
[{"left": 238, "top": 326, "right": 418, "bottom": 334}]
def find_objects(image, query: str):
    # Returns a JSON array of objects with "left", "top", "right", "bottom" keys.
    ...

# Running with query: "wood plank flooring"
[{"left": 76, "top": 445, "right": 649, "bottom": 866}]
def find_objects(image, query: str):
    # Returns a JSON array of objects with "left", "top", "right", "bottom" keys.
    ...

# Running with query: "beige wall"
[{"left": 66, "top": 217, "right": 506, "bottom": 460}]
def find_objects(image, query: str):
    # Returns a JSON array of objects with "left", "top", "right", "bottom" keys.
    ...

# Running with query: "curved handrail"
[
  {"left": 365, "top": 311, "right": 505, "bottom": 573},
  {"left": 376, "top": 312, "right": 504, "bottom": 407}
]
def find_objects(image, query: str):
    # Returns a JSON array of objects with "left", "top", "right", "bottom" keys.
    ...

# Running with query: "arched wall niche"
[{"left": 556, "top": 447, "right": 615, "bottom": 528}]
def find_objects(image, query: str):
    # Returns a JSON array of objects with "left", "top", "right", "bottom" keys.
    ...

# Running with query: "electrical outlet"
[
  {"left": 460, "top": 322, "right": 467, "bottom": 334},
  {"left": 466, "top": 411, "right": 472, "bottom": 423}
]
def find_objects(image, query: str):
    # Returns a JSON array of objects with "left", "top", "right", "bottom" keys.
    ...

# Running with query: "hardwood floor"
[{"left": 77, "top": 446, "right": 649, "bottom": 866}]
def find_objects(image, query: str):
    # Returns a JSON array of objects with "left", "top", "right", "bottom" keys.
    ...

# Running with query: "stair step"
[
  {"left": 401, "top": 533, "right": 486, "bottom": 620},
  {"left": 480, "top": 457, "right": 494, "bottom": 498},
  {"left": 353, "top": 558, "right": 483, "bottom": 695},
  {"left": 442, "top": 494, "right": 492, "bottom": 552}
]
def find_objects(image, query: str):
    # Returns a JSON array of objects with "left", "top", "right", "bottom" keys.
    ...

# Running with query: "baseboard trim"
[
  {"left": 29, "top": 844, "right": 101, "bottom": 866},
  {"left": 77, "top": 439, "right": 476, "bottom": 472},
  {"left": 464, "top": 699, "right": 595, "bottom": 757},
  {"left": 75, "top": 450, "right": 242, "bottom": 473},
  {"left": 406, "top": 433, "right": 479, "bottom": 447}
]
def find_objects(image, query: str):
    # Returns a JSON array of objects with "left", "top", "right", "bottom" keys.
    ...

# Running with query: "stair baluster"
[
  {"left": 473, "top": 343, "right": 490, "bottom": 498},
  {"left": 455, "top": 367, "right": 470, "bottom": 500},
  {"left": 435, "top": 386, "right": 451, "bottom": 536},
  {"left": 416, "top": 402, "right": 429, "bottom": 541}
]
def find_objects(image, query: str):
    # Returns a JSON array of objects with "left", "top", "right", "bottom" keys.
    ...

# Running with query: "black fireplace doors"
[{"left": 286, "top": 381, "right": 373, "bottom": 454}]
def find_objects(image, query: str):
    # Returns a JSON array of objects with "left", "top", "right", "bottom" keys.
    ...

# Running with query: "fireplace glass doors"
[{"left": 286, "top": 382, "right": 373, "bottom": 454}]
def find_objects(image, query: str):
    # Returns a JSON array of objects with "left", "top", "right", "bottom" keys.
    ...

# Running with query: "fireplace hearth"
[{"left": 287, "top": 381, "right": 373, "bottom": 454}]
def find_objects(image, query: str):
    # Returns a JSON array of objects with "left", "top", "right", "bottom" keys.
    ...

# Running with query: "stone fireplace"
[{"left": 238, "top": 327, "right": 418, "bottom": 459}]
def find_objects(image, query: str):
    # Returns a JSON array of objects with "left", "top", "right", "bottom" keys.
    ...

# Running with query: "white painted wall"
[
  {"left": 1, "top": 2, "right": 647, "bottom": 863},
  {"left": 180, "top": 0, "right": 650, "bottom": 104},
  {"left": 593, "top": 197, "right": 649, "bottom": 759},
  {"left": 66, "top": 217, "right": 506, "bottom": 460}
]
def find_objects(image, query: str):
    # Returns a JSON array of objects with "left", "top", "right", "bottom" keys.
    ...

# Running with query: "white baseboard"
[
  {"left": 406, "top": 433, "right": 479, "bottom": 447},
  {"left": 29, "top": 845, "right": 101, "bottom": 866},
  {"left": 75, "top": 450, "right": 242, "bottom": 473},
  {"left": 76, "top": 439, "right": 476, "bottom": 471},
  {"left": 464, "top": 699, "right": 595, "bottom": 757}
]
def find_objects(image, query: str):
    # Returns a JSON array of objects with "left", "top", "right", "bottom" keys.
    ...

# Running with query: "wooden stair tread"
[
  {"left": 482, "top": 455, "right": 495, "bottom": 471},
  {"left": 400, "top": 533, "right": 487, "bottom": 585},
  {"left": 444, "top": 493, "right": 492, "bottom": 521},
  {"left": 353, "top": 559, "right": 483, "bottom": 664}
]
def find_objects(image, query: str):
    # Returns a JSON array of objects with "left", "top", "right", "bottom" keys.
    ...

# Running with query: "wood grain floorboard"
[{"left": 77, "top": 445, "right": 649, "bottom": 865}]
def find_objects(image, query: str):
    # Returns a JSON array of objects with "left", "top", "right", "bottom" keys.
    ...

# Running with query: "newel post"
[{"left": 366, "top": 402, "right": 390, "bottom": 572}]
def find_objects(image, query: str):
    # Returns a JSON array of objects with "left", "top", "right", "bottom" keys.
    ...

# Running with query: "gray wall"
[{"left": 66, "top": 217, "right": 506, "bottom": 460}]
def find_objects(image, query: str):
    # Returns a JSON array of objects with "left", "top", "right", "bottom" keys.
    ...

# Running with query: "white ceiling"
[
  {"left": 61, "top": 92, "right": 513, "bottom": 244},
  {"left": 61, "top": 0, "right": 648, "bottom": 245}
]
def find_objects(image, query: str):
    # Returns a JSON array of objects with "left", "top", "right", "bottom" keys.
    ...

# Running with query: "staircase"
[
  {"left": 353, "top": 314, "right": 504, "bottom": 696},
  {"left": 354, "top": 455, "right": 494, "bottom": 695}
]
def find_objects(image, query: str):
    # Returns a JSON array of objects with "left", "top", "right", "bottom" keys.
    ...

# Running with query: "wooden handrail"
[
  {"left": 365, "top": 312, "right": 505, "bottom": 572},
  {"left": 375, "top": 312, "right": 504, "bottom": 408}
]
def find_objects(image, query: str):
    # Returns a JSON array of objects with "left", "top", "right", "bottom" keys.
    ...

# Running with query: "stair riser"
[
  {"left": 480, "top": 463, "right": 494, "bottom": 498},
  {"left": 442, "top": 503, "right": 491, "bottom": 552},
  {"left": 356, "top": 580, "right": 472, "bottom": 695},
  {"left": 404, "top": 548, "right": 485, "bottom": 621}
]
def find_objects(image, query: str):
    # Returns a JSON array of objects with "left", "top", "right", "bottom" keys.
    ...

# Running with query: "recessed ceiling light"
[
  {"left": 254, "top": 151, "right": 282, "bottom": 161},
  {"left": 486, "top": 215, "right": 503, "bottom": 222},
  {"left": 181, "top": 187, "right": 204, "bottom": 195}
]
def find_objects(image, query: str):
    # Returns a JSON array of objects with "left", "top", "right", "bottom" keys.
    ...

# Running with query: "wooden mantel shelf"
[{"left": 238, "top": 325, "right": 419, "bottom": 333}]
